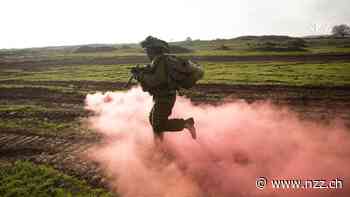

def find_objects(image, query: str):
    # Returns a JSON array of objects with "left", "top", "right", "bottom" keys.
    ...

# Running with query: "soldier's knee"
[
  {"left": 152, "top": 120, "right": 166, "bottom": 133},
  {"left": 152, "top": 125, "right": 162, "bottom": 133}
]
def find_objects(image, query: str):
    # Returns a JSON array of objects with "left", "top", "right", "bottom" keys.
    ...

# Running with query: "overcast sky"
[{"left": 0, "top": 0, "right": 349, "bottom": 49}]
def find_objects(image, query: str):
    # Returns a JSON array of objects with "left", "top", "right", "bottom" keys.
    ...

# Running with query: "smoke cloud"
[{"left": 84, "top": 87, "right": 350, "bottom": 197}]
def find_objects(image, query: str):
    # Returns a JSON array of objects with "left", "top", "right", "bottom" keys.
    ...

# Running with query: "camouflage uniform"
[
  {"left": 138, "top": 54, "right": 186, "bottom": 139},
  {"left": 134, "top": 36, "right": 197, "bottom": 140}
]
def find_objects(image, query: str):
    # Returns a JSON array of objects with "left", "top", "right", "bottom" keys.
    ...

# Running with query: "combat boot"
[{"left": 184, "top": 117, "right": 196, "bottom": 139}]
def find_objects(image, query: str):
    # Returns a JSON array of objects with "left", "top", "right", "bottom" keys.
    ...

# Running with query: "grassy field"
[
  {"left": 1, "top": 60, "right": 349, "bottom": 137},
  {"left": 190, "top": 47, "right": 350, "bottom": 56},
  {"left": 201, "top": 61, "right": 350, "bottom": 86},
  {"left": 0, "top": 103, "right": 83, "bottom": 136},
  {"left": 1, "top": 36, "right": 350, "bottom": 61},
  {"left": 2, "top": 61, "right": 350, "bottom": 86},
  {"left": 0, "top": 161, "right": 112, "bottom": 197},
  {"left": 1, "top": 35, "right": 350, "bottom": 197}
]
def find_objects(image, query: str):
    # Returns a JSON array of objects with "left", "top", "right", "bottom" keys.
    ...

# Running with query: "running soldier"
[{"left": 131, "top": 36, "right": 197, "bottom": 141}]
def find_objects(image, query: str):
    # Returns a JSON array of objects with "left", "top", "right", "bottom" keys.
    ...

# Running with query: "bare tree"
[{"left": 332, "top": 24, "right": 350, "bottom": 37}]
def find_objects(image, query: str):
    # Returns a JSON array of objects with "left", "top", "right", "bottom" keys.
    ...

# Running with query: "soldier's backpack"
[{"left": 165, "top": 55, "right": 204, "bottom": 89}]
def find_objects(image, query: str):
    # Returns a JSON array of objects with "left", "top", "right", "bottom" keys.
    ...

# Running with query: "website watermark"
[{"left": 256, "top": 177, "right": 343, "bottom": 190}]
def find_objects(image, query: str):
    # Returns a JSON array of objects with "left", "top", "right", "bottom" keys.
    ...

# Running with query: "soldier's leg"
[
  {"left": 151, "top": 95, "right": 186, "bottom": 133},
  {"left": 149, "top": 103, "right": 164, "bottom": 140},
  {"left": 163, "top": 96, "right": 197, "bottom": 139}
]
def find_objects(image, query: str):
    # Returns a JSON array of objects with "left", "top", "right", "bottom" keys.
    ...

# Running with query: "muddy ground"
[
  {"left": 1, "top": 80, "right": 349, "bottom": 124},
  {"left": 1, "top": 55, "right": 350, "bottom": 193},
  {"left": 1, "top": 81, "right": 349, "bottom": 189}
]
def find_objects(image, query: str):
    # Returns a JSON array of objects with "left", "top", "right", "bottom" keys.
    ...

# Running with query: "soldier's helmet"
[{"left": 140, "top": 36, "right": 170, "bottom": 53}]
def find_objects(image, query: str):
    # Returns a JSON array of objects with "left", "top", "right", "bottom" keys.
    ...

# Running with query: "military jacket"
[{"left": 138, "top": 54, "right": 176, "bottom": 96}]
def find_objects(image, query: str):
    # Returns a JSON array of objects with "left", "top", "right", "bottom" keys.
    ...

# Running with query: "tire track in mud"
[{"left": 0, "top": 132, "right": 107, "bottom": 188}]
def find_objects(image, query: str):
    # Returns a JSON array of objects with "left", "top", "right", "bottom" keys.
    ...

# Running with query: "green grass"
[
  {"left": 189, "top": 47, "right": 350, "bottom": 56},
  {"left": 0, "top": 64, "right": 131, "bottom": 82},
  {"left": 1, "top": 62, "right": 350, "bottom": 86},
  {"left": 191, "top": 50, "right": 309, "bottom": 56},
  {"left": 0, "top": 104, "right": 69, "bottom": 113},
  {"left": 200, "top": 61, "right": 350, "bottom": 86},
  {"left": 0, "top": 117, "right": 80, "bottom": 135},
  {"left": 0, "top": 161, "right": 113, "bottom": 197},
  {"left": 0, "top": 103, "right": 84, "bottom": 136},
  {"left": 0, "top": 84, "right": 90, "bottom": 95},
  {"left": 0, "top": 57, "right": 349, "bottom": 137}
]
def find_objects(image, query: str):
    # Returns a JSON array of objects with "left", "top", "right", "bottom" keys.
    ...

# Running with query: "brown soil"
[
  {"left": 2, "top": 80, "right": 349, "bottom": 125},
  {"left": 1, "top": 80, "right": 350, "bottom": 191},
  {"left": 0, "top": 131, "right": 106, "bottom": 187},
  {"left": 1, "top": 52, "right": 350, "bottom": 194}
]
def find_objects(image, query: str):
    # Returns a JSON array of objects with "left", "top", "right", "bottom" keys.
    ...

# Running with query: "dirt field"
[
  {"left": 1, "top": 81, "right": 349, "bottom": 186},
  {"left": 1, "top": 54, "right": 350, "bottom": 195}
]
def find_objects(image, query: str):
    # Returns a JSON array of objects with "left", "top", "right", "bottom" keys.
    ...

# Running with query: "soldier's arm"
[{"left": 139, "top": 64, "right": 153, "bottom": 73}]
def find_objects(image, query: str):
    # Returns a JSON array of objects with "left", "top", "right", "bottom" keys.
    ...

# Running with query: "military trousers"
[{"left": 149, "top": 94, "right": 185, "bottom": 139}]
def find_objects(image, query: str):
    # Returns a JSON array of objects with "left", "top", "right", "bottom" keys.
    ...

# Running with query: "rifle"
[
  {"left": 124, "top": 74, "right": 135, "bottom": 88},
  {"left": 124, "top": 65, "right": 141, "bottom": 88}
]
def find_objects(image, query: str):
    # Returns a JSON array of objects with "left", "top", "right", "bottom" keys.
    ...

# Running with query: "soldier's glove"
[
  {"left": 130, "top": 67, "right": 138, "bottom": 75},
  {"left": 131, "top": 67, "right": 142, "bottom": 81}
]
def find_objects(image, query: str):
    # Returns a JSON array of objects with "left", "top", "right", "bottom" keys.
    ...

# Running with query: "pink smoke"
[{"left": 84, "top": 87, "right": 350, "bottom": 197}]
